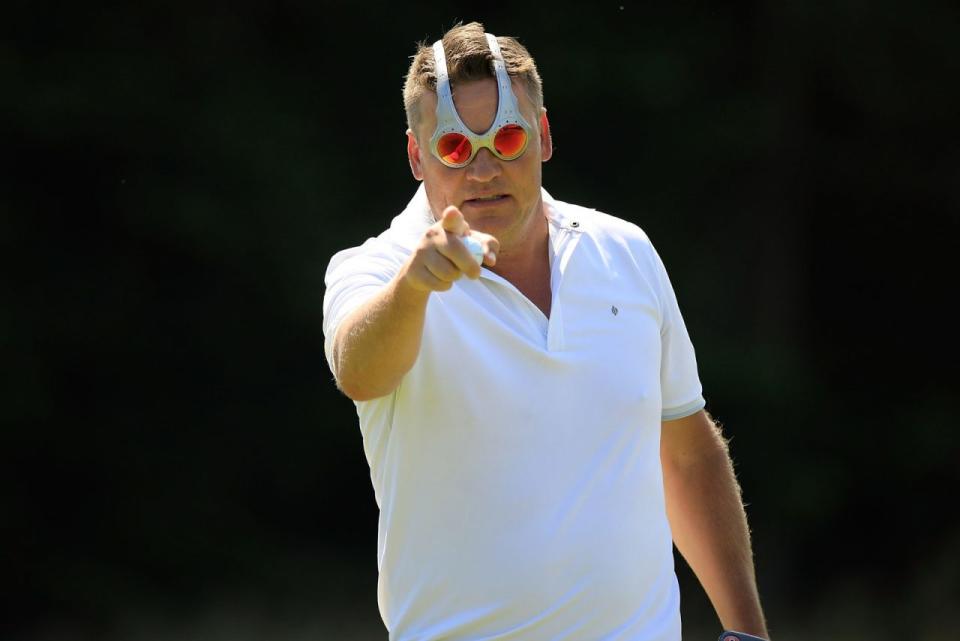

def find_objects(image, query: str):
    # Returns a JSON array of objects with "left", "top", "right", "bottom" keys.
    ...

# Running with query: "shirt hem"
[{"left": 661, "top": 397, "right": 706, "bottom": 421}]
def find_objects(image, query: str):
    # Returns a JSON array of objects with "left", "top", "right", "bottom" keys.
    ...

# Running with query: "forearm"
[
  {"left": 329, "top": 205, "right": 497, "bottom": 401},
  {"left": 331, "top": 267, "right": 431, "bottom": 401},
  {"left": 662, "top": 415, "right": 768, "bottom": 637}
]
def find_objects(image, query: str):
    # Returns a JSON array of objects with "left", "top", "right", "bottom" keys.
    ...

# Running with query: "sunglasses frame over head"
[{"left": 429, "top": 33, "right": 535, "bottom": 169}]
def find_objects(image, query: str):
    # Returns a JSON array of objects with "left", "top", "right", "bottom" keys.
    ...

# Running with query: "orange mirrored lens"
[
  {"left": 494, "top": 125, "right": 527, "bottom": 158},
  {"left": 437, "top": 133, "right": 472, "bottom": 165}
]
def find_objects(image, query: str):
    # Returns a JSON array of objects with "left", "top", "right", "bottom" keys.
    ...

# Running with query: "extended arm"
[
  {"left": 660, "top": 409, "right": 769, "bottom": 638},
  {"left": 330, "top": 206, "right": 498, "bottom": 401}
]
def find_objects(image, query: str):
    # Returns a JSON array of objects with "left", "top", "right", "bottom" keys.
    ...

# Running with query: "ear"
[
  {"left": 407, "top": 129, "right": 424, "bottom": 181},
  {"left": 539, "top": 109, "right": 553, "bottom": 162}
]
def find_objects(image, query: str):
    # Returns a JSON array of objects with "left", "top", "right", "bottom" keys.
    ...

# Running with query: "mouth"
[{"left": 463, "top": 194, "right": 510, "bottom": 207}]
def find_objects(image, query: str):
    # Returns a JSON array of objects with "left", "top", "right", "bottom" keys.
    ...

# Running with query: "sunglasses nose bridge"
[{"left": 464, "top": 145, "right": 502, "bottom": 180}]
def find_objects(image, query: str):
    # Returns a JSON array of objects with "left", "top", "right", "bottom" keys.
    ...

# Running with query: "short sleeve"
[
  {"left": 650, "top": 247, "right": 706, "bottom": 420},
  {"left": 322, "top": 238, "right": 408, "bottom": 374}
]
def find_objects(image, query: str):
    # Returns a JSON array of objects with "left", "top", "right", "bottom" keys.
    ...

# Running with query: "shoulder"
[
  {"left": 326, "top": 188, "right": 433, "bottom": 283},
  {"left": 325, "top": 235, "right": 402, "bottom": 283},
  {"left": 584, "top": 207, "right": 653, "bottom": 246},
  {"left": 545, "top": 191, "right": 659, "bottom": 265}
]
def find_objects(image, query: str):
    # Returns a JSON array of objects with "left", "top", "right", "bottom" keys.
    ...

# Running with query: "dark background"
[{"left": 3, "top": 2, "right": 958, "bottom": 640}]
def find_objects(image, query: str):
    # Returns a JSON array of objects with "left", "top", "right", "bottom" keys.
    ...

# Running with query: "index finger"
[{"left": 440, "top": 206, "right": 470, "bottom": 236}]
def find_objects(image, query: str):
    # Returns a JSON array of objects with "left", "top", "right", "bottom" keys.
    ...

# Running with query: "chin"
[{"left": 467, "top": 212, "right": 516, "bottom": 234}]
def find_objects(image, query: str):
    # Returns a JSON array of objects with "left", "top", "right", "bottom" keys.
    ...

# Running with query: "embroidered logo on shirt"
[{"left": 611, "top": 305, "right": 619, "bottom": 315}]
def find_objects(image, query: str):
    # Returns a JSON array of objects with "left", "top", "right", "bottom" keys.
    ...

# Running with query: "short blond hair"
[{"left": 403, "top": 22, "right": 544, "bottom": 137}]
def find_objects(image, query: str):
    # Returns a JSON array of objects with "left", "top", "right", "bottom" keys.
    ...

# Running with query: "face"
[{"left": 407, "top": 78, "right": 553, "bottom": 256}]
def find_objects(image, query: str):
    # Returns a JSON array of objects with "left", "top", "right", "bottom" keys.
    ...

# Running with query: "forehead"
[{"left": 416, "top": 77, "right": 535, "bottom": 137}]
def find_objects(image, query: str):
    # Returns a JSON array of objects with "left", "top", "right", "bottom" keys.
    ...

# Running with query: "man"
[{"left": 323, "top": 22, "right": 769, "bottom": 641}]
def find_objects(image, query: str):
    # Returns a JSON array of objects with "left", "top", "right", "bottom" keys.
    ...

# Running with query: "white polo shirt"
[{"left": 323, "top": 185, "right": 705, "bottom": 641}]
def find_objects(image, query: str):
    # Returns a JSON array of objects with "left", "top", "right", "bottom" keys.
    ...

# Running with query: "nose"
[{"left": 465, "top": 147, "right": 502, "bottom": 182}]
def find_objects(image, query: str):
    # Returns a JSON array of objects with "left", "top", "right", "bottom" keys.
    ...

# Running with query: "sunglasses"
[{"left": 429, "top": 33, "right": 534, "bottom": 169}]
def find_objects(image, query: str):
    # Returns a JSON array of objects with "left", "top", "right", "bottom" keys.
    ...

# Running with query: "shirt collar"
[
  {"left": 385, "top": 184, "right": 434, "bottom": 249},
  {"left": 541, "top": 188, "right": 583, "bottom": 232}
]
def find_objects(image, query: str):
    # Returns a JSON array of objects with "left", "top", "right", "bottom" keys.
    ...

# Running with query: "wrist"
[{"left": 395, "top": 262, "right": 435, "bottom": 299}]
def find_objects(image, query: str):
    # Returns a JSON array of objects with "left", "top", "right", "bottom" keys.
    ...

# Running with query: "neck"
[
  {"left": 491, "top": 197, "right": 548, "bottom": 270},
  {"left": 488, "top": 201, "right": 553, "bottom": 316}
]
